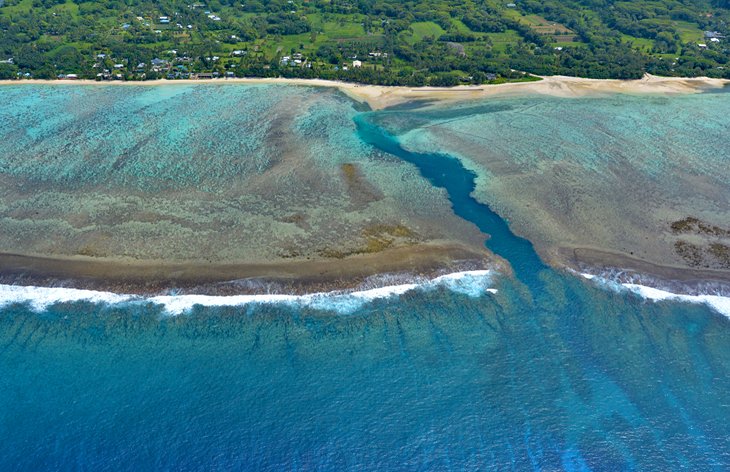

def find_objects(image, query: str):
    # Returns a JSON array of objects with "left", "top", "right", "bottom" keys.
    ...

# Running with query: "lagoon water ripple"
[{"left": 1, "top": 85, "right": 730, "bottom": 470}]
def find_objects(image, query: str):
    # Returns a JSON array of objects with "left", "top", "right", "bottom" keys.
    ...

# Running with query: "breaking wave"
[
  {"left": 580, "top": 272, "right": 730, "bottom": 318},
  {"left": 0, "top": 270, "right": 497, "bottom": 316}
]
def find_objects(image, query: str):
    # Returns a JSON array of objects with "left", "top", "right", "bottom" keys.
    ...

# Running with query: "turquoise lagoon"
[{"left": 0, "top": 84, "right": 730, "bottom": 470}]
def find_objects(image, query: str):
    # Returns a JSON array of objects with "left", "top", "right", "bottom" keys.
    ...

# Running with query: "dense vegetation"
[{"left": 1, "top": 0, "right": 729, "bottom": 84}]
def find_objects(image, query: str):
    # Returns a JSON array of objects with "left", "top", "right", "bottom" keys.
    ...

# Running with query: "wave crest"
[
  {"left": 0, "top": 270, "right": 496, "bottom": 315},
  {"left": 580, "top": 273, "right": 730, "bottom": 318}
]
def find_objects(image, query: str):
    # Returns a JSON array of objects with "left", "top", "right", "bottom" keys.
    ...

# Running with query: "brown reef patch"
[
  {"left": 671, "top": 217, "right": 730, "bottom": 270},
  {"left": 318, "top": 223, "right": 420, "bottom": 259},
  {"left": 340, "top": 163, "right": 383, "bottom": 208}
]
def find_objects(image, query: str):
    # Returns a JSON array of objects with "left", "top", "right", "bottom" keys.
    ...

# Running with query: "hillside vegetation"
[{"left": 1, "top": 0, "right": 729, "bottom": 84}]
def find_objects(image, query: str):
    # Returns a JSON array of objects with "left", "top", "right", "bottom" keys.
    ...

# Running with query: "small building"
[
  {"left": 352, "top": 60, "right": 362, "bottom": 68},
  {"left": 698, "top": 43, "right": 708, "bottom": 49},
  {"left": 710, "top": 37, "right": 720, "bottom": 43},
  {"left": 159, "top": 16, "right": 170, "bottom": 23}
]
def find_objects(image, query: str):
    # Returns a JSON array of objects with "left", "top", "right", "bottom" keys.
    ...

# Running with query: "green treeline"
[{"left": 1, "top": 0, "right": 729, "bottom": 84}]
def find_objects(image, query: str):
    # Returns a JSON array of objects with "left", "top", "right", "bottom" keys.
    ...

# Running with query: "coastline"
[
  {"left": 0, "top": 74, "right": 727, "bottom": 110},
  {"left": 579, "top": 272, "right": 730, "bottom": 318},
  {"left": 0, "top": 268, "right": 499, "bottom": 316},
  {"left": 0, "top": 242, "right": 498, "bottom": 296},
  {"left": 558, "top": 246, "right": 730, "bottom": 298}
]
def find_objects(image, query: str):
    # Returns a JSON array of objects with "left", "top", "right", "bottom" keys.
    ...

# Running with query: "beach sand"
[{"left": 1, "top": 74, "right": 726, "bottom": 109}]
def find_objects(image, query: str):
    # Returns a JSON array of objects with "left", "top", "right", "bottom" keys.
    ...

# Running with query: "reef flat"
[
  {"left": 0, "top": 84, "right": 489, "bottom": 292},
  {"left": 374, "top": 89, "right": 730, "bottom": 287},
  {"left": 2, "top": 81, "right": 729, "bottom": 293}
]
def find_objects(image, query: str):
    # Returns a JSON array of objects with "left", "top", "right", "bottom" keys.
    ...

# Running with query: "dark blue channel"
[{"left": 354, "top": 112, "right": 548, "bottom": 289}]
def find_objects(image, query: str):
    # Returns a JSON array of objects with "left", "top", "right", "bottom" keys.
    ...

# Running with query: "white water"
[
  {"left": 0, "top": 270, "right": 496, "bottom": 315},
  {"left": 581, "top": 273, "right": 730, "bottom": 318}
]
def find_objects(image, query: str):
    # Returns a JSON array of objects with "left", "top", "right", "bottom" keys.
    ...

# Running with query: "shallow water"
[
  {"left": 374, "top": 92, "right": 730, "bottom": 273},
  {"left": 0, "top": 84, "right": 479, "bottom": 263},
  {"left": 1, "top": 85, "right": 730, "bottom": 470}
]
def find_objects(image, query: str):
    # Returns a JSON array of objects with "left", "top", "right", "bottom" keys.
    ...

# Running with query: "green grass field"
[
  {"left": 621, "top": 34, "right": 655, "bottom": 51},
  {"left": 406, "top": 21, "right": 446, "bottom": 44},
  {"left": 488, "top": 30, "right": 522, "bottom": 52}
]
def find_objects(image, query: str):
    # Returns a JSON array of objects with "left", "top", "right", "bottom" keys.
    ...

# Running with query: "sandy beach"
[{"left": 0, "top": 74, "right": 727, "bottom": 110}]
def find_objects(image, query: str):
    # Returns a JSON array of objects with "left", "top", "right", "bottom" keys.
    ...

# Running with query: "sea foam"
[
  {"left": 581, "top": 273, "right": 730, "bottom": 318},
  {"left": 0, "top": 270, "right": 496, "bottom": 316}
]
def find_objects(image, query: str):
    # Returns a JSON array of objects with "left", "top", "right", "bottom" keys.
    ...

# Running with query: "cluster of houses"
[
  {"left": 85, "top": 49, "right": 243, "bottom": 80},
  {"left": 280, "top": 50, "right": 389, "bottom": 71},
  {"left": 89, "top": 53, "right": 182, "bottom": 80},
  {"left": 281, "top": 52, "right": 306, "bottom": 66},
  {"left": 343, "top": 52, "right": 389, "bottom": 70},
  {"left": 698, "top": 31, "right": 725, "bottom": 49}
]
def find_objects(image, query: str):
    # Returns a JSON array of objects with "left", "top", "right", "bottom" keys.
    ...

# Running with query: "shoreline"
[
  {"left": 2, "top": 239, "right": 729, "bottom": 301},
  {"left": 0, "top": 268, "right": 500, "bottom": 316},
  {"left": 579, "top": 272, "right": 730, "bottom": 318},
  {"left": 0, "top": 74, "right": 727, "bottom": 109},
  {"left": 559, "top": 246, "right": 730, "bottom": 294},
  {"left": 0, "top": 243, "right": 499, "bottom": 296},
  {"left": 2, "top": 253, "right": 729, "bottom": 318}
]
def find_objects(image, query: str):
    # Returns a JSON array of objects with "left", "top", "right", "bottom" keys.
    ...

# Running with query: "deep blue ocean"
[{"left": 1, "top": 87, "right": 729, "bottom": 470}]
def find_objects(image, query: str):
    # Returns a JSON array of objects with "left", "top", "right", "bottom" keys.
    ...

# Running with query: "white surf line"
[
  {"left": 581, "top": 273, "right": 730, "bottom": 318},
  {"left": 0, "top": 270, "right": 497, "bottom": 315}
]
